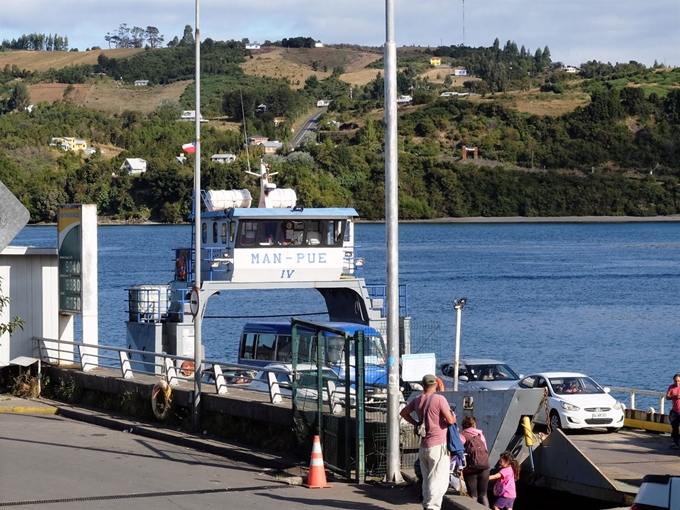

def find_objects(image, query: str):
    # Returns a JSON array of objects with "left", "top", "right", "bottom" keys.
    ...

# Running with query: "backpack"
[{"left": 462, "top": 430, "right": 489, "bottom": 470}]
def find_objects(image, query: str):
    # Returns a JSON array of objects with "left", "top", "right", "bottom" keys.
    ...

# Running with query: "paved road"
[
  {"left": 0, "top": 413, "right": 426, "bottom": 510},
  {"left": 291, "top": 108, "right": 326, "bottom": 147}
]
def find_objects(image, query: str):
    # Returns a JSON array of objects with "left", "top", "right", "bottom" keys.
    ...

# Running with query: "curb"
[{"left": 0, "top": 405, "right": 59, "bottom": 415}]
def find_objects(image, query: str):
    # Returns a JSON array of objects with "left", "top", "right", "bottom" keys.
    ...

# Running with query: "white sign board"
[
  {"left": 0, "top": 181, "right": 30, "bottom": 251},
  {"left": 401, "top": 353, "right": 437, "bottom": 382}
]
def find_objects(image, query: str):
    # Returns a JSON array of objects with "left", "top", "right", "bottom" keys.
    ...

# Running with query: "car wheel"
[
  {"left": 549, "top": 410, "right": 562, "bottom": 430},
  {"left": 606, "top": 427, "right": 621, "bottom": 433}
]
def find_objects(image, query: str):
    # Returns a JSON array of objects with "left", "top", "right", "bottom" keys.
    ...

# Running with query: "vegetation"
[
  {"left": 0, "top": 276, "right": 24, "bottom": 336},
  {"left": 0, "top": 34, "right": 679, "bottom": 222}
]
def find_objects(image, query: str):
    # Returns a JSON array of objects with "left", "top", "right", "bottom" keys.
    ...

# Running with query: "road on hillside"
[
  {"left": 0, "top": 413, "right": 423, "bottom": 510},
  {"left": 291, "top": 108, "right": 326, "bottom": 147}
]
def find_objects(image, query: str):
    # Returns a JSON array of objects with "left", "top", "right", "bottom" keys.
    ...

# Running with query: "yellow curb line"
[
  {"left": 0, "top": 406, "right": 59, "bottom": 415},
  {"left": 624, "top": 418, "right": 671, "bottom": 433}
]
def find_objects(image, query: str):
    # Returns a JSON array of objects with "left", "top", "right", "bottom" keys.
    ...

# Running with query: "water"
[{"left": 10, "top": 222, "right": 680, "bottom": 396}]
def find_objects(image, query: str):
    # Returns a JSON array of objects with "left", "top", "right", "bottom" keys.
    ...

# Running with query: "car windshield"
[
  {"left": 297, "top": 368, "right": 338, "bottom": 389},
  {"left": 550, "top": 377, "right": 604, "bottom": 395},
  {"left": 326, "top": 334, "right": 387, "bottom": 366},
  {"left": 465, "top": 363, "right": 519, "bottom": 382}
]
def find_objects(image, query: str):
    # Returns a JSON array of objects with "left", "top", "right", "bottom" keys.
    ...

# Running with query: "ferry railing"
[
  {"left": 364, "top": 283, "right": 409, "bottom": 318},
  {"left": 32, "top": 336, "right": 352, "bottom": 409},
  {"left": 609, "top": 386, "right": 667, "bottom": 414}
]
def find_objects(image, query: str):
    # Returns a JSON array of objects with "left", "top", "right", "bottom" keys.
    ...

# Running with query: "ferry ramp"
[{"left": 530, "top": 427, "right": 680, "bottom": 506}]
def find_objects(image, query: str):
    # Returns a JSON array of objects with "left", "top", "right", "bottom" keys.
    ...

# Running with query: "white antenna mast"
[
  {"left": 240, "top": 89, "right": 251, "bottom": 173},
  {"left": 462, "top": 0, "right": 465, "bottom": 46}
]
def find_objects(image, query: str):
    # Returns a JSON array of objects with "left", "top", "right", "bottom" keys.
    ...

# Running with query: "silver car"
[{"left": 438, "top": 358, "right": 522, "bottom": 391}]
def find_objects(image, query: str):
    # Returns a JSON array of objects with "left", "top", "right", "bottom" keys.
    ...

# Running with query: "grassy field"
[
  {"left": 0, "top": 48, "right": 144, "bottom": 72},
  {"left": 5, "top": 46, "right": 597, "bottom": 117}
]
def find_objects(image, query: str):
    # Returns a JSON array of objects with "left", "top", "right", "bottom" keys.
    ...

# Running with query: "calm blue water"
[{"left": 11, "top": 222, "right": 680, "bottom": 395}]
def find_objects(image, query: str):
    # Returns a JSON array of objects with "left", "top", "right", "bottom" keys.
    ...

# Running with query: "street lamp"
[{"left": 453, "top": 297, "right": 467, "bottom": 392}]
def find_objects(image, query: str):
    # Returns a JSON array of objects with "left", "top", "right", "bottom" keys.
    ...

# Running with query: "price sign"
[{"left": 58, "top": 206, "right": 83, "bottom": 314}]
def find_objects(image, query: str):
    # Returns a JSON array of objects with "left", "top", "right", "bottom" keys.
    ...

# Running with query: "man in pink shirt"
[
  {"left": 666, "top": 373, "right": 680, "bottom": 449},
  {"left": 400, "top": 374, "right": 456, "bottom": 510}
]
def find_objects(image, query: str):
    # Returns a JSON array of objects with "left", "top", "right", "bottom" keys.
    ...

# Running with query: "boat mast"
[{"left": 241, "top": 89, "right": 251, "bottom": 174}]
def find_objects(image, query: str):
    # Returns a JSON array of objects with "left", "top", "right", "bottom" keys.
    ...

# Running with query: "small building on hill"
[
  {"left": 454, "top": 68, "right": 468, "bottom": 76},
  {"left": 49, "top": 137, "right": 87, "bottom": 152},
  {"left": 314, "top": 41, "right": 324, "bottom": 48},
  {"left": 245, "top": 42, "right": 261, "bottom": 50},
  {"left": 258, "top": 141, "right": 283, "bottom": 154},
  {"left": 211, "top": 153, "right": 237, "bottom": 164},
  {"left": 120, "top": 158, "right": 147, "bottom": 175},
  {"left": 134, "top": 80, "right": 149, "bottom": 86},
  {"left": 430, "top": 56, "right": 441, "bottom": 66},
  {"left": 247, "top": 135, "right": 269, "bottom": 146}
]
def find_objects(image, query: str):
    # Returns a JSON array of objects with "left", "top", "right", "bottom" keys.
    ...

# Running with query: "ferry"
[{"left": 125, "top": 160, "right": 408, "bottom": 371}]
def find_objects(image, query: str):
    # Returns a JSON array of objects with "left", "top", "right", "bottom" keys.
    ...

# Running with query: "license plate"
[{"left": 592, "top": 413, "right": 606, "bottom": 418}]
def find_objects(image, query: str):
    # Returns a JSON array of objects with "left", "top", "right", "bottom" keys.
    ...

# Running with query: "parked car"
[
  {"left": 515, "top": 372, "right": 624, "bottom": 432},
  {"left": 248, "top": 363, "right": 354, "bottom": 405},
  {"left": 437, "top": 358, "right": 522, "bottom": 391},
  {"left": 629, "top": 474, "right": 679, "bottom": 510}
]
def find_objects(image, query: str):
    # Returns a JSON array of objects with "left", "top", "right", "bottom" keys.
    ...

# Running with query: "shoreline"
[{"left": 24, "top": 214, "right": 680, "bottom": 227}]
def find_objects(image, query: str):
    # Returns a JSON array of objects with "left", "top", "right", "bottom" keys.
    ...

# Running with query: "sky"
[{"left": 1, "top": 0, "right": 679, "bottom": 67}]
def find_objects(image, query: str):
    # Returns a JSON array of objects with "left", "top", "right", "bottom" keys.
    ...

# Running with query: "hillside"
[{"left": 0, "top": 48, "right": 144, "bottom": 72}]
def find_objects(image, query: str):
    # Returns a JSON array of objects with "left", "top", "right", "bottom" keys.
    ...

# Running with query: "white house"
[
  {"left": 317, "top": 99, "right": 331, "bottom": 107},
  {"left": 561, "top": 65, "right": 579, "bottom": 74},
  {"left": 120, "top": 158, "right": 147, "bottom": 175},
  {"left": 440, "top": 91, "right": 470, "bottom": 97},
  {"left": 314, "top": 41, "right": 324, "bottom": 48},
  {"left": 454, "top": 69, "right": 468, "bottom": 76},
  {"left": 134, "top": 80, "right": 149, "bottom": 86},
  {"left": 396, "top": 95, "right": 412, "bottom": 106},
  {"left": 211, "top": 153, "right": 237, "bottom": 164},
  {"left": 179, "top": 110, "right": 208, "bottom": 122},
  {"left": 245, "top": 42, "right": 261, "bottom": 50}
]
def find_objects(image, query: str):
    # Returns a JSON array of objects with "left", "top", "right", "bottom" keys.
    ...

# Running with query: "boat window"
[
  {"left": 221, "top": 223, "right": 228, "bottom": 244},
  {"left": 307, "top": 221, "right": 321, "bottom": 246},
  {"left": 229, "top": 221, "right": 236, "bottom": 242},
  {"left": 255, "top": 333, "right": 276, "bottom": 361},
  {"left": 276, "top": 335, "right": 292, "bottom": 362},
  {"left": 238, "top": 221, "right": 257, "bottom": 246},
  {"left": 201, "top": 222, "right": 207, "bottom": 244},
  {"left": 240, "top": 332, "right": 256, "bottom": 360},
  {"left": 257, "top": 220, "right": 279, "bottom": 246},
  {"left": 327, "top": 220, "right": 344, "bottom": 246},
  {"left": 291, "top": 221, "right": 305, "bottom": 246},
  {"left": 212, "top": 222, "right": 218, "bottom": 244},
  {"left": 343, "top": 221, "right": 350, "bottom": 243}
]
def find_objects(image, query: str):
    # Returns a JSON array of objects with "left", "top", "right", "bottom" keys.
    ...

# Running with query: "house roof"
[
  {"left": 211, "top": 153, "right": 236, "bottom": 159},
  {"left": 121, "top": 158, "right": 147, "bottom": 170}
]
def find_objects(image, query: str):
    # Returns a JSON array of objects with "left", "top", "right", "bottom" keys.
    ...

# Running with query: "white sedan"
[{"left": 516, "top": 372, "right": 625, "bottom": 432}]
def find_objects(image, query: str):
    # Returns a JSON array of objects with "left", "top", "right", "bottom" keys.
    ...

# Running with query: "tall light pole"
[
  {"left": 453, "top": 297, "right": 467, "bottom": 392},
  {"left": 192, "top": 0, "right": 203, "bottom": 430},
  {"left": 384, "top": 0, "right": 403, "bottom": 485}
]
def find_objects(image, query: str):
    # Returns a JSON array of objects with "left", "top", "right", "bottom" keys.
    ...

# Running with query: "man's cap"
[{"left": 422, "top": 374, "right": 437, "bottom": 387}]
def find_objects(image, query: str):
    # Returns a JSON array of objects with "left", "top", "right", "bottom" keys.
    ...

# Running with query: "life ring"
[
  {"left": 180, "top": 360, "right": 195, "bottom": 377},
  {"left": 151, "top": 379, "right": 172, "bottom": 421}
]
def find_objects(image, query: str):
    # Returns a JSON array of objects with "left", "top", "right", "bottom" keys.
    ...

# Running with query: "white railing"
[
  {"left": 33, "top": 336, "right": 350, "bottom": 410},
  {"left": 609, "top": 386, "right": 667, "bottom": 414}
]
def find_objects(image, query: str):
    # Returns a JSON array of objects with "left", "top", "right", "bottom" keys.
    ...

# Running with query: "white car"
[
  {"left": 438, "top": 358, "right": 522, "bottom": 391},
  {"left": 516, "top": 372, "right": 625, "bottom": 432},
  {"left": 248, "top": 363, "right": 354, "bottom": 404}
]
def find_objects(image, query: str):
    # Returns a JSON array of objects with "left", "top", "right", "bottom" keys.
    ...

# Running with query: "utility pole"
[
  {"left": 383, "top": 0, "right": 403, "bottom": 485},
  {"left": 453, "top": 298, "right": 467, "bottom": 391}
]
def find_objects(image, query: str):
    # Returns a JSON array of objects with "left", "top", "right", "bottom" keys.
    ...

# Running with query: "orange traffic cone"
[{"left": 304, "top": 435, "right": 333, "bottom": 489}]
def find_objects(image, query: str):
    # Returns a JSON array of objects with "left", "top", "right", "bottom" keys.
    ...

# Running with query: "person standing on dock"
[
  {"left": 459, "top": 415, "right": 490, "bottom": 507},
  {"left": 666, "top": 373, "right": 680, "bottom": 449},
  {"left": 400, "top": 374, "right": 457, "bottom": 510}
]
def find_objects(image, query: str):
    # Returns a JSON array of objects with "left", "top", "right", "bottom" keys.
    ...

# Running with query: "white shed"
[{"left": 120, "top": 158, "right": 147, "bottom": 175}]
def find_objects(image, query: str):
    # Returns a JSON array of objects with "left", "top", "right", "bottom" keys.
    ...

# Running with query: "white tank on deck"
[
  {"left": 128, "top": 284, "right": 170, "bottom": 323},
  {"left": 263, "top": 188, "right": 297, "bottom": 208},
  {"left": 205, "top": 189, "right": 252, "bottom": 211}
]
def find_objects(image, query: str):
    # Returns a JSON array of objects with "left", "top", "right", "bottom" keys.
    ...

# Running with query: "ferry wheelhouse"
[{"left": 174, "top": 161, "right": 363, "bottom": 285}]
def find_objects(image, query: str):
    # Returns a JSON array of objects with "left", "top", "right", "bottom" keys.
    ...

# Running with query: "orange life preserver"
[
  {"left": 436, "top": 376, "right": 445, "bottom": 392},
  {"left": 180, "top": 360, "right": 195, "bottom": 377}
]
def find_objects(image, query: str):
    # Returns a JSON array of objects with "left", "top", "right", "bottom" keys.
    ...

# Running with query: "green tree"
[
  {"left": 180, "top": 25, "right": 194, "bottom": 46},
  {"left": 0, "top": 277, "right": 24, "bottom": 337},
  {"left": 8, "top": 82, "right": 30, "bottom": 111}
]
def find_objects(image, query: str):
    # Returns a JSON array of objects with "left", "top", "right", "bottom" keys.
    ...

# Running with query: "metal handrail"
[
  {"left": 33, "top": 336, "right": 352, "bottom": 406},
  {"left": 609, "top": 386, "right": 667, "bottom": 414}
]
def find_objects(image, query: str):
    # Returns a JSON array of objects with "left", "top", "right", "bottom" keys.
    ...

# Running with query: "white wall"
[{"left": 0, "top": 247, "right": 73, "bottom": 365}]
